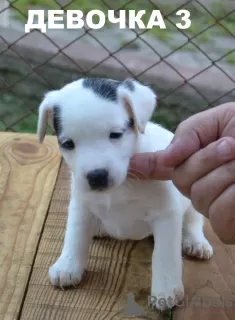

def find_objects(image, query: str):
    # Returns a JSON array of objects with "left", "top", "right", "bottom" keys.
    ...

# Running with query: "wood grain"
[
  {"left": 0, "top": 133, "right": 61, "bottom": 320},
  {"left": 174, "top": 222, "right": 235, "bottom": 320},
  {"left": 19, "top": 161, "right": 235, "bottom": 320}
]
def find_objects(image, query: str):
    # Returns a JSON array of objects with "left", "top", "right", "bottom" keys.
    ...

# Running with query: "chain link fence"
[{"left": 0, "top": 0, "right": 234, "bottom": 134}]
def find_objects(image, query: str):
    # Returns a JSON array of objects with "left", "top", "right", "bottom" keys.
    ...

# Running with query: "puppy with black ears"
[{"left": 37, "top": 77, "right": 213, "bottom": 311}]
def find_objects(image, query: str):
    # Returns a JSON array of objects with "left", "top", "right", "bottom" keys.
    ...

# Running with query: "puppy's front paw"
[
  {"left": 49, "top": 255, "right": 85, "bottom": 288},
  {"left": 151, "top": 280, "right": 184, "bottom": 311},
  {"left": 183, "top": 234, "right": 213, "bottom": 260}
]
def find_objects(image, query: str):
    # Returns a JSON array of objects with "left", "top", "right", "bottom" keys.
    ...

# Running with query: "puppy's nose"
[{"left": 87, "top": 169, "right": 109, "bottom": 190}]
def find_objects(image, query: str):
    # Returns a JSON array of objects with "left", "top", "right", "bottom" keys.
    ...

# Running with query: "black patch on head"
[
  {"left": 83, "top": 78, "right": 120, "bottom": 101},
  {"left": 128, "top": 118, "right": 134, "bottom": 128},
  {"left": 82, "top": 78, "right": 135, "bottom": 101},
  {"left": 53, "top": 106, "right": 62, "bottom": 136},
  {"left": 123, "top": 79, "right": 135, "bottom": 92}
]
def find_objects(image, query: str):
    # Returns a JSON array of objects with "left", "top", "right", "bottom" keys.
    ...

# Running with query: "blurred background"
[{"left": 0, "top": 0, "right": 234, "bottom": 134}]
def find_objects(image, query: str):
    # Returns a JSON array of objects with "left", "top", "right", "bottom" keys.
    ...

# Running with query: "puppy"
[{"left": 37, "top": 78, "right": 213, "bottom": 311}]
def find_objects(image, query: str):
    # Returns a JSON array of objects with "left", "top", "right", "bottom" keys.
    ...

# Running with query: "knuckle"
[
  {"left": 221, "top": 136, "right": 234, "bottom": 144},
  {"left": 209, "top": 206, "right": 235, "bottom": 244},
  {"left": 175, "top": 120, "right": 188, "bottom": 134},
  {"left": 224, "top": 160, "right": 235, "bottom": 175},
  {"left": 198, "top": 148, "right": 212, "bottom": 163},
  {"left": 190, "top": 182, "right": 202, "bottom": 203},
  {"left": 190, "top": 182, "right": 206, "bottom": 214},
  {"left": 171, "top": 169, "right": 182, "bottom": 188},
  {"left": 172, "top": 169, "right": 189, "bottom": 195}
]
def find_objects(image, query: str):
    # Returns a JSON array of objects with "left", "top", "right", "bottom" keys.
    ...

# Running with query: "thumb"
[
  {"left": 128, "top": 128, "right": 203, "bottom": 180},
  {"left": 128, "top": 128, "right": 205, "bottom": 180},
  {"left": 128, "top": 151, "right": 173, "bottom": 180}
]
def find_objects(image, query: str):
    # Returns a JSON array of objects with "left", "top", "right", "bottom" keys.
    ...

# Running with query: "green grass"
[
  {"left": 119, "top": 38, "right": 141, "bottom": 50},
  {"left": 181, "top": 42, "right": 197, "bottom": 52},
  {"left": 0, "top": 121, "right": 6, "bottom": 131},
  {"left": 225, "top": 51, "right": 235, "bottom": 64},
  {"left": 169, "top": 309, "right": 173, "bottom": 320},
  {"left": 152, "top": 112, "right": 172, "bottom": 130},
  {"left": 0, "top": 91, "right": 53, "bottom": 133}
]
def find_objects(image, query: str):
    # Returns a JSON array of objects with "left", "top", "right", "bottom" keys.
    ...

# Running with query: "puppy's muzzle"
[{"left": 86, "top": 169, "right": 109, "bottom": 190}]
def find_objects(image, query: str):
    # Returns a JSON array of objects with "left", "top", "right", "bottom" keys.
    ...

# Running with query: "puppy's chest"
[{"left": 85, "top": 188, "right": 152, "bottom": 240}]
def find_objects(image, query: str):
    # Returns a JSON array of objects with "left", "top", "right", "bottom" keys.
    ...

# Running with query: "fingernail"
[
  {"left": 130, "top": 154, "right": 150, "bottom": 173},
  {"left": 218, "top": 140, "right": 232, "bottom": 156}
]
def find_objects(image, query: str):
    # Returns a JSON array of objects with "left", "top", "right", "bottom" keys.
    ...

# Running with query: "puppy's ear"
[
  {"left": 117, "top": 79, "right": 157, "bottom": 133},
  {"left": 37, "top": 90, "right": 59, "bottom": 143}
]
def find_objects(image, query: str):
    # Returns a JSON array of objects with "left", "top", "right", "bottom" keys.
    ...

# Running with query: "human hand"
[{"left": 128, "top": 102, "right": 235, "bottom": 244}]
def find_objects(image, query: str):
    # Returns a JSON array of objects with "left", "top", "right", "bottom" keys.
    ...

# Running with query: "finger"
[
  {"left": 128, "top": 151, "right": 173, "bottom": 180},
  {"left": 171, "top": 137, "right": 235, "bottom": 197},
  {"left": 127, "top": 102, "right": 235, "bottom": 180},
  {"left": 190, "top": 159, "right": 235, "bottom": 217},
  {"left": 209, "top": 184, "right": 235, "bottom": 244},
  {"left": 161, "top": 102, "right": 235, "bottom": 168},
  {"left": 162, "top": 128, "right": 202, "bottom": 168}
]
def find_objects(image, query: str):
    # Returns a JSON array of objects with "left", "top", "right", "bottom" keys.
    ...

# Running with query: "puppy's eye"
[
  {"left": 109, "top": 132, "right": 123, "bottom": 140},
  {"left": 61, "top": 139, "right": 75, "bottom": 150}
]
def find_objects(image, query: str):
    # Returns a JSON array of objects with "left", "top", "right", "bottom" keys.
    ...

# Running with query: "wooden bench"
[{"left": 1, "top": 132, "right": 235, "bottom": 320}]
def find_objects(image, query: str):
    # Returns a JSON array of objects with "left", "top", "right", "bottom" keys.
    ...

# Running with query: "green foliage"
[
  {"left": 219, "top": 20, "right": 234, "bottom": 35},
  {"left": 182, "top": 42, "right": 197, "bottom": 52},
  {"left": 11, "top": 113, "right": 38, "bottom": 133},
  {"left": 0, "top": 91, "right": 53, "bottom": 133},
  {"left": 225, "top": 51, "right": 235, "bottom": 64},
  {"left": 119, "top": 38, "right": 140, "bottom": 50},
  {"left": 10, "top": 0, "right": 59, "bottom": 21},
  {"left": 151, "top": 112, "right": 172, "bottom": 130},
  {"left": 169, "top": 309, "right": 173, "bottom": 320},
  {"left": 0, "top": 121, "right": 6, "bottom": 131}
]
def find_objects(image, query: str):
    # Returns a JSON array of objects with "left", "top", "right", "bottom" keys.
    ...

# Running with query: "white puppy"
[{"left": 37, "top": 78, "right": 213, "bottom": 311}]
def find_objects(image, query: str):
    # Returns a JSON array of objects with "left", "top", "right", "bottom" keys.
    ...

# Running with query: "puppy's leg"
[
  {"left": 150, "top": 213, "right": 184, "bottom": 311},
  {"left": 49, "top": 197, "right": 93, "bottom": 288},
  {"left": 93, "top": 218, "right": 109, "bottom": 238},
  {"left": 182, "top": 205, "right": 213, "bottom": 259}
]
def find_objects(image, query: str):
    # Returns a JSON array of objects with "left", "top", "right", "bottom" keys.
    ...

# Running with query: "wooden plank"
[
  {"left": 19, "top": 162, "right": 167, "bottom": 320},
  {"left": 174, "top": 222, "right": 235, "bottom": 319},
  {"left": 0, "top": 132, "right": 61, "bottom": 320},
  {"left": 19, "top": 161, "right": 235, "bottom": 320}
]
